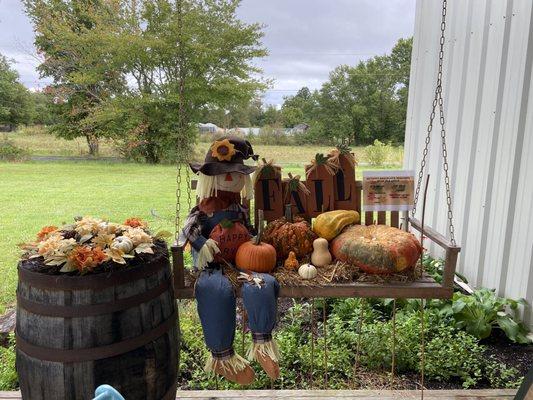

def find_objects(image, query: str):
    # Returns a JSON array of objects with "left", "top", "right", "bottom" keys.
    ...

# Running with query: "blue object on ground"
[{"left": 93, "top": 385, "right": 125, "bottom": 400}]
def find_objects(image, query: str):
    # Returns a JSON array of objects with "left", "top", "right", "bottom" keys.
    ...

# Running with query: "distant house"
[
  {"left": 198, "top": 123, "right": 222, "bottom": 133},
  {"left": 288, "top": 123, "right": 310, "bottom": 135}
]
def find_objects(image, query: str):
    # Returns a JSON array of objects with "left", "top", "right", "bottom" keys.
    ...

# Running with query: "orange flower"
[
  {"left": 210, "top": 139, "right": 236, "bottom": 161},
  {"left": 124, "top": 218, "right": 147, "bottom": 229},
  {"left": 69, "top": 245, "right": 107, "bottom": 272},
  {"left": 37, "top": 226, "right": 58, "bottom": 241}
]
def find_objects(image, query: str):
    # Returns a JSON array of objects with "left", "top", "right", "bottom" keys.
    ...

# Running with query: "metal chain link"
[
  {"left": 412, "top": 0, "right": 456, "bottom": 246},
  {"left": 174, "top": 0, "right": 186, "bottom": 241}
]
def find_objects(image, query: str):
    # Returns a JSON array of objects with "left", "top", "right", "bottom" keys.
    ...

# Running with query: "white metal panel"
[{"left": 407, "top": 0, "right": 533, "bottom": 324}]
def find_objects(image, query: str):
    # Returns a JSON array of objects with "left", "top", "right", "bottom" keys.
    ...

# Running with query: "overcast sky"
[{"left": 0, "top": 0, "right": 415, "bottom": 106}]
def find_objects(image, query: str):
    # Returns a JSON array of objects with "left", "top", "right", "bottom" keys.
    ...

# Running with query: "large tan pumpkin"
[{"left": 330, "top": 225, "right": 422, "bottom": 274}]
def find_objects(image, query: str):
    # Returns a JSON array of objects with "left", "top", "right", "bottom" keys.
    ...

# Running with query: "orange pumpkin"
[
  {"left": 235, "top": 210, "right": 277, "bottom": 273},
  {"left": 263, "top": 205, "right": 317, "bottom": 259},
  {"left": 209, "top": 219, "right": 251, "bottom": 263},
  {"left": 284, "top": 251, "right": 299, "bottom": 270}
]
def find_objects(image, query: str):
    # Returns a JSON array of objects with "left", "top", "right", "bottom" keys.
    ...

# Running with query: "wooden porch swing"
[
  {"left": 170, "top": 0, "right": 460, "bottom": 395},
  {"left": 171, "top": 0, "right": 460, "bottom": 301}
]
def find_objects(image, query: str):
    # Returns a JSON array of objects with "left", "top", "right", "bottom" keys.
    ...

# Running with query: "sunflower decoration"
[{"left": 210, "top": 138, "right": 236, "bottom": 162}]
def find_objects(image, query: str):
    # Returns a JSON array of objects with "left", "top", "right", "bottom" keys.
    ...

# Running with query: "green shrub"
[
  {"left": 255, "top": 125, "right": 291, "bottom": 145},
  {"left": 364, "top": 139, "right": 393, "bottom": 166},
  {"left": 483, "top": 357, "right": 523, "bottom": 389},
  {"left": 0, "top": 136, "right": 29, "bottom": 161},
  {"left": 423, "top": 325, "right": 484, "bottom": 388},
  {"left": 438, "top": 289, "right": 531, "bottom": 343},
  {"left": 0, "top": 334, "right": 17, "bottom": 390}
]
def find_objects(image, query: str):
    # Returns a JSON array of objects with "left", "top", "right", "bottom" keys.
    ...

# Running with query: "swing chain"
[{"left": 412, "top": 0, "right": 456, "bottom": 247}]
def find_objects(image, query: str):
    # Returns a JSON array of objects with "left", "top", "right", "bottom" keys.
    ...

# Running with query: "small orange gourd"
[
  {"left": 235, "top": 210, "right": 277, "bottom": 273},
  {"left": 284, "top": 251, "right": 299, "bottom": 270}
]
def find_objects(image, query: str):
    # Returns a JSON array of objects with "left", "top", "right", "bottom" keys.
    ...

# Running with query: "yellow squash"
[{"left": 313, "top": 210, "right": 360, "bottom": 241}]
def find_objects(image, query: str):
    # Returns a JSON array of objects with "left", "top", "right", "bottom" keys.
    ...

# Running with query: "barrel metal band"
[
  {"left": 16, "top": 309, "right": 177, "bottom": 363},
  {"left": 17, "top": 254, "right": 168, "bottom": 291},
  {"left": 17, "top": 277, "right": 172, "bottom": 317}
]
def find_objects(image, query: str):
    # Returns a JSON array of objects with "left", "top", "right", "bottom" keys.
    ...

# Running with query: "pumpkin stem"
[
  {"left": 284, "top": 204, "right": 293, "bottom": 223},
  {"left": 255, "top": 209, "right": 264, "bottom": 245}
]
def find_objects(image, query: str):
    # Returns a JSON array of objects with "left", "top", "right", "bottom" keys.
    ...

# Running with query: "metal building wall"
[{"left": 405, "top": 0, "right": 533, "bottom": 323}]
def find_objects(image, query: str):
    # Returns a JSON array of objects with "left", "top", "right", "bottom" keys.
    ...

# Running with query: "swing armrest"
[
  {"left": 409, "top": 217, "right": 461, "bottom": 289},
  {"left": 171, "top": 241, "right": 186, "bottom": 291}
]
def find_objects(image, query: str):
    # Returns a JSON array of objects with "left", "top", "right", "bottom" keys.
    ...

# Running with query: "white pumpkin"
[
  {"left": 298, "top": 263, "right": 317, "bottom": 280},
  {"left": 112, "top": 236, "right": 134, "bottom": 253}
]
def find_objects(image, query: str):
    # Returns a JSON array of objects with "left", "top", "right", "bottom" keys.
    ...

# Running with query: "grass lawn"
[
  {"left": 0, "top": 160, "right": 402, "bottom": 313},
  {"left": 4, "top": 126, "right": 404, "bottom": 166}
]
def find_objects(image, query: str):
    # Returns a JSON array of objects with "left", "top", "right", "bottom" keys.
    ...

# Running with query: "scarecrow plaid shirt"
[{"left": 180, "top": 202, "right": 254, "bottom": 252}]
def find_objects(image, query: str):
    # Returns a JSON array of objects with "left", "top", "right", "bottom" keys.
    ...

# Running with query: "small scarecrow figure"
[{"left": 181, "top": 136, "right": 280, "bottom": 385}]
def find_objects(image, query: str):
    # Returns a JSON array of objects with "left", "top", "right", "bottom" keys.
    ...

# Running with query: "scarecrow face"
[{"left": 216, "top": 172, "right": 245, "bottom": 193}]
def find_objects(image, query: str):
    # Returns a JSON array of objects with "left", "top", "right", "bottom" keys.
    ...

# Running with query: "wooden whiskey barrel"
[{"left": 15, "top": 246, "right": 178, "bottom": 400}]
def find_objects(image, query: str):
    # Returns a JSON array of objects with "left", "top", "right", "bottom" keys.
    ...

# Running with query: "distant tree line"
[
  {"left": 6, "top": 0, "right": 411, "bottom": 161},
  {"left": 0, "top": 55, "right": 56, "bottom": 130},
  {"left": 201, "top": 38, "right": 412, "bottom": 146}
]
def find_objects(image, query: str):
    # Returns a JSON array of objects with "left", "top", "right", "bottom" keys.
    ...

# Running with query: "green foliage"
[
  {"left": 483, "top": 357, "right": 523, "bottom": 389},
  {"left": 255, "top": 125, "right": 290, "bottom": 145},
  {"left": 440, "top": 289, "right": 530, "bottom": 343},
  {"left": 25, "top": 0, "right": 267, "bottom": 162},
  {"left": 424, "top": 325, "right": 483, "bottom": 388},
  {"left": 364, "top": 139, "right": 394, "bottom": 166},
  {"left": 0, "top": 55, "right": 33, "bottom": 128},
  {"left": 0, "top": 334, "right": 17, "bottom": 390},
  {"left": 0, "top": 136, "right": 29, "bottom": 161}
]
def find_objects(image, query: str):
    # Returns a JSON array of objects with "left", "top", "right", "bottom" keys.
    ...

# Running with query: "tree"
[
  {"left": 25, "top": 0, "right": 126, "bottom": 155},
  {"left": 287, "top": 37, "right": 413, "bottom": 145},
  {"left": 0, "top": 55, "right": 33, "bottom": 129},
  {"left": 29, "top": 90, "right": 57, "bottom": 126},
  {"left": 92, "top": 0, "right": 268, "bottom": 163},
  {"left": 281, "top": 87, "right": 318, "bottom": 128}
]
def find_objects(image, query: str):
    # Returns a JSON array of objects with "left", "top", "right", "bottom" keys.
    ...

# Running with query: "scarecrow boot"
[
  {"left": 196, "top": 268, "right": 255, "bottom": 385},
  {"left": 242, "top": 273, "right": 281, "bottom": 380},
  {"left": 248, "top": 333, "right": 280, "bottom": 380},
  {"left": 208, "top": 348, "right": 255, "bottom": 385}
]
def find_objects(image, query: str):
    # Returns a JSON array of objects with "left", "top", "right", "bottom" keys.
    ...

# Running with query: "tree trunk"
[{"left": 86, "top": 134, "right": 99, "bottom": 156}]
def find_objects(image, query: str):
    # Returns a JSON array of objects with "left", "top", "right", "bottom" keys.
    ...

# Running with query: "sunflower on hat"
[{"left": 210, "top": 139, "right": 236, "bottom": 162}]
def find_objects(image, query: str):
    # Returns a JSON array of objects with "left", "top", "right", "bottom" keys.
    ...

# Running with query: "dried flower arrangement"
[{"left": 20, "top": 216, "right": 171, "bottom": 275}]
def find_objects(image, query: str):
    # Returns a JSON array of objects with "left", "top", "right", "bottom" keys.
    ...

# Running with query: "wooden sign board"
[
  {"left": 254, "top": 164, "right": 284, "bottom": 223},
  {"left": 281, "top": 179, "right": 308, "bottom": 218},
  {"left": 304, "top": 166, "right": 335, "bottom": 217},
  {"left": 333, "top": 153, "right": 358, "bottom": 210},
  {"left": 252, "top": 151, "right": 359, "bottom": 221},
  {"left": 362, "top": 170, "right": 415, "bottom": 212}
]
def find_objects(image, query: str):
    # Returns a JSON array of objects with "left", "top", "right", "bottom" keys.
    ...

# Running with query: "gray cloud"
[{"left": 0, "top": 0, "right": 415, "bottom": 102}]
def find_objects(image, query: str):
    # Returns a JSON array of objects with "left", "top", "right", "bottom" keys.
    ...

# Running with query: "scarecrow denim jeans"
[{"left": 195, "top": 267, "right": 279, "bottom": 353}]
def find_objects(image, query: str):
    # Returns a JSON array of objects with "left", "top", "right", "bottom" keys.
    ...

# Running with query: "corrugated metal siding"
[{"left": 405, "top": 0, "right": 533, "bottom": 324}]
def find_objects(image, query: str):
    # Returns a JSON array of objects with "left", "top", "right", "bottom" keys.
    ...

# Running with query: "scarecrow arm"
[{"left": 181, "top": 208, "right": 208, "bottom": 251}]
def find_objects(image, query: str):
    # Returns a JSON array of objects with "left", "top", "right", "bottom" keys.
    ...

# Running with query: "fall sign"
[{"left": 254, "top": 150, "right": 359, "bottom": 222}]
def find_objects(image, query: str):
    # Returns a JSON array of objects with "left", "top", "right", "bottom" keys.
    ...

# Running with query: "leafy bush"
[
  {"left": 0, "top": 136, "right": 29, "bottom": 161},
  {"left": 424, "top": 325, "right": 484, "bottom": 388},
  {"left": 483, "top": 357, "right": 523, "bottom": 389},
  {"left": 255, "top": 125, "right": 291, "bottom": 145},
  {"left": 364, "top": 139, "right": 394, "bottom": 166},
  {"left": 439, "top": 289, "right": 530, "bottom": 343},
  {"left": 0, "top": 334, "right": 17, "bottom": 390}
]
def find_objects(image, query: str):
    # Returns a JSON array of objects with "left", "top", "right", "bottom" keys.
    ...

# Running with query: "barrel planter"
[{"left": 16, "top": 246, "right": 178, "bottom": 400}]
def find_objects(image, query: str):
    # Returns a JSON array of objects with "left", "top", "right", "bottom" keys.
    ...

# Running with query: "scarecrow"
[{"left": 181, "top": 136, "right": 280, "bottom": 385}]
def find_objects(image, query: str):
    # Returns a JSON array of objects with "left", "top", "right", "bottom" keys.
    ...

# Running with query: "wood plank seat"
[{"left": 171, "top": 180, "right": 460, "bottom": 300}]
